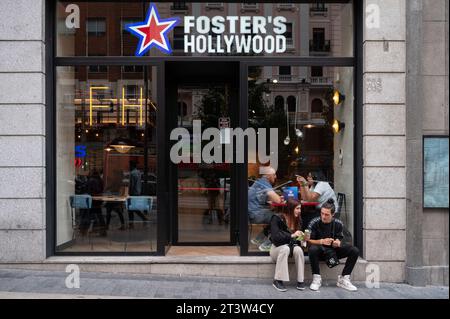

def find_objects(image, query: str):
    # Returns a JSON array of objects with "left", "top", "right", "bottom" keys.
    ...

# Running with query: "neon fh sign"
[{"left": 126, "top": 3, "right": 287, "bottom": 56}]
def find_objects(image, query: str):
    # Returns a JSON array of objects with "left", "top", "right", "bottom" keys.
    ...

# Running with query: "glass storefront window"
[
  {"left": 247, "top": 66, "right": 354, "bottom": 253},
  {"left": 56, "top": 65, "right": 158, "bottom": 253},
  {"left": 54, "top": 1, "right": 356, "bottom": 255},
  {"left": 57, "top": 1, "right": 353, "bottom": 57}
]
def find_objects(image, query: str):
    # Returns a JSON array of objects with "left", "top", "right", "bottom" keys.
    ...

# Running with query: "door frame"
[{"left": 163, "top": 61, "right": 240, "bottom": 247}]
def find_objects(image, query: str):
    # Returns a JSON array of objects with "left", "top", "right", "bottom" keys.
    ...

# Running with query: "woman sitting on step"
[{"left": 269, "top": 199, "right": 306, "bottom": 292}]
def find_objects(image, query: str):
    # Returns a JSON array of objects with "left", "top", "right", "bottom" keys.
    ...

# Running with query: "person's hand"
[
  {"left": 297, "top": 176, "right": 307, "bottom": 187},
  {"left": 292, "top": 230, "right": 302, "bottom": 238},
  {"left": 322, "top": 238, "right": 333, "bottom": 246},
  {"left": 297, "top": 176, "right": 306, "bottom": 184},
  {"left": 332, "top": 239, "right": 341, "bottom": 248}
]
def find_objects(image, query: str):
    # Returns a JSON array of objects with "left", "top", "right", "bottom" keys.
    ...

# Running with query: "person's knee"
[
  {"left": 293, "top": 246, "right": 304, "bottom": 259},
  {"left": 349, "top": 246, "right": 359, "bottom": 256},
  {"left": 279, "top": 245, "right": 290, "bottom": 256},
  {"left": 308, "top": 245, "right": 320, "bottom": 257}
]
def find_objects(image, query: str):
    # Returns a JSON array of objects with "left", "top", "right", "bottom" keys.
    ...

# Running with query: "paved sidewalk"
[{"left": 0, "top": 269, "right": 447, "bottom": 299}]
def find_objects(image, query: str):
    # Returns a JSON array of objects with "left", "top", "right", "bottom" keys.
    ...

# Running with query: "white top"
[{"left": 310, "top": 182, "right": 339, "bottom": 212}]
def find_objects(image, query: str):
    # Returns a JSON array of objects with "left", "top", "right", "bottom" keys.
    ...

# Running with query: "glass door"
[{"left": 176, "top": 84, "right": 232, "bottom": 243}]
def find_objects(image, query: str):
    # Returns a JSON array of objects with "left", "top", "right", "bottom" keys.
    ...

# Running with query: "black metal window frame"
[{"left": 46, "top": 0, "right": 363, "bottom": 257}]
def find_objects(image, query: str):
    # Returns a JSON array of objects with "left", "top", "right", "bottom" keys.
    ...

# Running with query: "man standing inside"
[{"left": 306, "top": 200, "right": 359, "bottom": 291}]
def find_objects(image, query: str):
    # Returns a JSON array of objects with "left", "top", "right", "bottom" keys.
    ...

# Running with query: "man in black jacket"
[{"left": 307, "top": 200, "right": 359, "bottom": 292}]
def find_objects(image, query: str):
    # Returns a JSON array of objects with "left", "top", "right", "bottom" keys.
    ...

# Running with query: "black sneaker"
[
  {"left": 296, "top": 282, "right": 305, "bottom": 290},
  {"left": 272, "top": 280, "right": 287, "bottom": 292}
]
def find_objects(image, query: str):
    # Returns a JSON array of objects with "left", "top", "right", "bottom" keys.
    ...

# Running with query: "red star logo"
[{"left": 127, "top": 4, "right": 179, "bottom": 56}]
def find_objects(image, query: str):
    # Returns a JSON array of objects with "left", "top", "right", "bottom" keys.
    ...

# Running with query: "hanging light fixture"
[
  {"left": 332, "top": 119, "right": 345, "bottom": 134},
  {"left": 294, "top": 97, "right": 303, "bottom": 138},
  {"left": 284, "top": 102, "right": 290, "bottom": 145},
  {"left": 108, "top": 137, "right": 135, "bottom": 154},
  {"left": 333, "top": 89, "right": 345, "bottom": 106}
]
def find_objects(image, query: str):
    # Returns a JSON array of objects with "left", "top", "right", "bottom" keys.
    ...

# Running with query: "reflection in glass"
[
  {"left": 247, "top": 66, "right": 354, "bottom": 252},
  {"left": 56, "top": 66, "right": 157, "bottom": 252}
]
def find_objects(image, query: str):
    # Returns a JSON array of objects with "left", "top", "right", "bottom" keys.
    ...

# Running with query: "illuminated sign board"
[{"left": 126, "top": 3, "right": 287, "bottom": 56}]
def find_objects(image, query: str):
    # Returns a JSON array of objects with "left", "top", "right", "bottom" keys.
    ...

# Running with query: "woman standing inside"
[{"left": 270, "top": 199, "right": 306, "bottom": 292}]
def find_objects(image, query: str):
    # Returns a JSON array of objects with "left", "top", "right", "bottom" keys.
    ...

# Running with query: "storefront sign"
[
  {"left": 183, "top": 16, "right": 287, "bottom": 54},
  {"left": 88, "top": 86, "right": 145, "bottom": 127},
  {"left": 126, "top": 4, "right": 180, "bottom": 56},
  {"left": 126, "top": 3, "right": 287, "bottom": 56}
]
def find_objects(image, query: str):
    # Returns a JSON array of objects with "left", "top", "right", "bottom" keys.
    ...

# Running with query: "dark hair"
[
  {"left": 321, "top": 199, "right": 336, "bottom": 214},
  {"left": 284, "top": 198, "right": 302, "bottom": 230},
  {"left": 308, "top": 170, "right": 326, "bottom": 186},
  {"left": 130, "top": 160, "right": 137, "bottom": 170}
]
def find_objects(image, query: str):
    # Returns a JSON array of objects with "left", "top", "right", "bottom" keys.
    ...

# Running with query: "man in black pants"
[{"left": 306, "top": 200, "right": 359, "bottom": 291}]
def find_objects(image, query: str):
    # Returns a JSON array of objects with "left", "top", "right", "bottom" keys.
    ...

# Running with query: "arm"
[
  {"left": 332, "top": 221, "right": 344, "bottom": 248},
  {"left": 266, "top": 190, "right": 282, "bottom": 204},
  {"left": 335, "top": 221, "right": 344, "bottom": 241},
  {"left": 296, "top": 176, "right": 320, "bottom": 202},
  {"left": 309, "top": 239, "right": 323, "bottom": 245},
  {"left": 299, "top": 187, "right": 320, "bottom": 202},
  {"left": 270, "top": 215, "right": 292, "bottom": 246}
]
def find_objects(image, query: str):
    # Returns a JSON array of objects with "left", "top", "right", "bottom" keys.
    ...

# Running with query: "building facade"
[{"left": 0, "top": 0, "right": 448, "bottom": 286}]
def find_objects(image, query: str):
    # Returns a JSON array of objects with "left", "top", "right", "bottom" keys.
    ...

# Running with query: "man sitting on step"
[{"left": 306, "top": 199, "right": 359, "bottom": 292}]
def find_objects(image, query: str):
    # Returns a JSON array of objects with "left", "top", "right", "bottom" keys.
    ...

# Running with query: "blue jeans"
[
  {"left": 249, "top": 209, "right": 274, "bottom": 224},
  {"left": 249, "top": 209, "right": 274, "bottom": 245}
]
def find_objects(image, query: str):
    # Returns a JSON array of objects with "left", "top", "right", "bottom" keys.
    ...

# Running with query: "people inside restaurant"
[{"left": 248, "top": 166, "right": 283, "bottom": 251}]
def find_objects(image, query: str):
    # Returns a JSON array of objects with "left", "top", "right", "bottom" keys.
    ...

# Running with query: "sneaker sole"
[
  {"left": 296, "top": 287, "right": 305, "bottom": 291},
  {"left": 272, "top": 283, "right": 287, "bottom": 292},
  {"left": 337, "top": 282, "right": 357, "bottom": 291}
]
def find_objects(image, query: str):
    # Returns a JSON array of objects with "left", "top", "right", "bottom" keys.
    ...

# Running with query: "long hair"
[{"left": 284, "top": 198, "right": 302, "bottom": 231}]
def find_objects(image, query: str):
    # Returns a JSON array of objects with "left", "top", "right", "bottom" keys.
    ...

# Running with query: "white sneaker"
[
  {"left": 337, "top": 275, "right": 357, "bottom": 291},
  {"left": 310, "top": 274, "right": 322, "bottom": 291}
]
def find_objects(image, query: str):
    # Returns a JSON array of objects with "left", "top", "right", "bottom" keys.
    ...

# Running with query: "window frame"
[{"left": 47, "top": 0, "right": 363, "bottom": 257}]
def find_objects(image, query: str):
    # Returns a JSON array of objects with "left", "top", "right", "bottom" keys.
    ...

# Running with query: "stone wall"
[
  {"left": 0, "top": 0, "right": 46, "bottom": 262},
  {"left": 363, "top": 0, "right": 407, "bottom": 282},
  {"left": 405, "top": 0, "right": 449, "bottom": 286}
]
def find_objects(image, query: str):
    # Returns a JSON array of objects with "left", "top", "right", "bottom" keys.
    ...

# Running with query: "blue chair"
[
  {"left": 124, "top": 196, "right": 154, "bottom": 249},
  {"left": 69, "top": 195, "right": 92, "bottom": 237},
  {"left": 125, "top": 196, "right": 153, "bottom": 213},
  {"left": 70, "top": 194, "right": 93, "bottom": 209}
]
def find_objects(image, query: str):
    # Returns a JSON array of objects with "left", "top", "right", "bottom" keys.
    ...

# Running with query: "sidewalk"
[{"left": 0, "top": 269, "right": 447, "bottom": 299}]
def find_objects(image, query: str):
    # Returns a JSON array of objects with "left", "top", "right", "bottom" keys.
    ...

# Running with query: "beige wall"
[
  {"left": 420, "top": 0, "right": 449, "bottom": 285},
  {"left": 363, "top": 0, "right": 407, "bottom": 282}
]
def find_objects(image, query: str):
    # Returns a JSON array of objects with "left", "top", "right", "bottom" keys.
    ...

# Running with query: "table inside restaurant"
[{"left": 91, "top": 195, "right": 127, "bottom": 203}]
